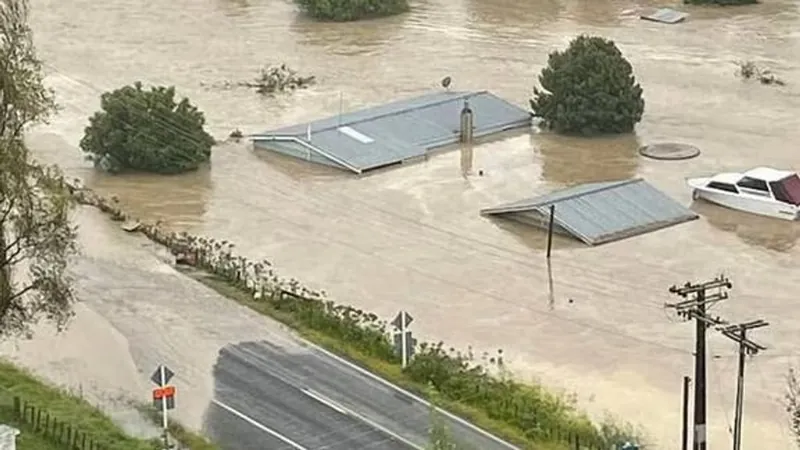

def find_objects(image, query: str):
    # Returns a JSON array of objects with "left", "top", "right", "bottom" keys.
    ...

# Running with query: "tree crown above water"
[
  {"left": 530, "top": 34, "right": 645, "bottom": 137},
  {"left": 293, "top": 0, "right": 409, "bottom": 22},
  {"left": 79, "top": 82, "right": 215, "bottom": 175},
  {"left": 684, "top": 0, "right": 757, "bottom": 5}
]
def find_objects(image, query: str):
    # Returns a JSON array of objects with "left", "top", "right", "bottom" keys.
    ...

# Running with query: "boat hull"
[{"left": 687, "top": 178, "right": 799, "bottom": 221}]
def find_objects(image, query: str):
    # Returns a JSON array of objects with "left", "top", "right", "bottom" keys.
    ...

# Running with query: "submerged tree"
[
  {"left": 294, "top": 0, "right": 409, "bottom": 22},
  {"left": 684, "top": 0, "right": 756, "bottom": 5},
  {"left": 80, "top": 83, "right": 215, "bottom": 174},
  {"left": 531, "top": 35, "right": 645, "bottom": 136},
  {"left": 0, "top": 0, "right": 78, "bottom": 335}
]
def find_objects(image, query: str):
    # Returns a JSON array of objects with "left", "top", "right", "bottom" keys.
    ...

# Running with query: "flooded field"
[{"left": 24, "top": 0, "right": 800, "bottom": 448}]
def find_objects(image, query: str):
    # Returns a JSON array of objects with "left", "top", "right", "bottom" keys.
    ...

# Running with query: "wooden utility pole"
[
  {"left": 666, "top": 275, "right": 732, "bottom": 450},
  {"left": 717, "top": 319, "right": 768, "bottom": 450}
]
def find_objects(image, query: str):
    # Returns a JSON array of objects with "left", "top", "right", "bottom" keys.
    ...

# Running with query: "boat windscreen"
[{"left": 772, "top": 174, "right": 800, "bottom": 205}]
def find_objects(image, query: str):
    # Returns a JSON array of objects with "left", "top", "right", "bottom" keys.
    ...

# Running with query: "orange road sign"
[{"left": 152, "top": 385, "right": 176, "bottom": 400}]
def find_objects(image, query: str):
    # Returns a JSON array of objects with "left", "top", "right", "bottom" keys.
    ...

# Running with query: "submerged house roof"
[
  {"left": 251, "top": 90, "right": 531, "bottom": 174},
  {"left": 480, "top": 178, "right": 699, "bottom": 246}
]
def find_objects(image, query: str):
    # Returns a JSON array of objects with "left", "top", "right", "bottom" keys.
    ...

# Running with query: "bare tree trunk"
[{"left": 0, "top": 220, "right": 12, "bottom": 316}]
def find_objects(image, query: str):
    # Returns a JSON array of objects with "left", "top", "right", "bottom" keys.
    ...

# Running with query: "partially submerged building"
[
  {"left": 480, "top": 178, "right": 698, "bottom": 246},
  {"left": 251, "top": 91, "right": 531, "bottom": 174}
]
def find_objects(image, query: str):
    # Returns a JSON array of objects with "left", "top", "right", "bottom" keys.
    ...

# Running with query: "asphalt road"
[{"left": 205, "top": 340, "right": 520, "bottom": 450}]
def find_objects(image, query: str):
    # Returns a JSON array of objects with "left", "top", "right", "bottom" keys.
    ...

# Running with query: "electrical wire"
[
  {"left": 36, "top": 61, "right": 740, "bottom": 448},
  {"left": 41, "top": 61, "right": 714, "bottom": 301},
  {"left": 42, "top": 64, "right": 701, "bottom": 337}
]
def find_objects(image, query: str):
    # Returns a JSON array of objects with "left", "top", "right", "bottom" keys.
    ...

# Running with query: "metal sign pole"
[
  {"left": 400, "top": 311, "right": 408, "bottom": 368},
  {"left": 151, "top": 365, "right": 176, "bottom": 450},
  {"left": 160, "top": 366, "right": 169, "bottom": 439}
]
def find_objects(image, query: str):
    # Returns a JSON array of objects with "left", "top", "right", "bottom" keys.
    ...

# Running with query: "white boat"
[{"left": 687, "top": 167, "right": 800, "bottom": 221}]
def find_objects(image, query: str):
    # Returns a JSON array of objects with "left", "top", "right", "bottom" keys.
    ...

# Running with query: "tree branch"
[{"left": 3, "top": 280, "right": 39, "bottom": 305}]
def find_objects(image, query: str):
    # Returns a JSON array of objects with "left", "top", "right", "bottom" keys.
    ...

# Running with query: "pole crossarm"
[
  {"left": 665, "top": 275, "right": 733, "bottom": 450},
  {"left": 717, "top": 320, "right": 769, "bottom": 355}
]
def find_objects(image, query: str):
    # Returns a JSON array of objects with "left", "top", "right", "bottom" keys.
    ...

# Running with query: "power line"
[{"left": 40, "top": 61, "right": 715, "bottom": 305}]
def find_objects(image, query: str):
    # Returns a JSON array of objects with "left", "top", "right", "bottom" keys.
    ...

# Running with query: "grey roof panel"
[
  {"left": 252, "top": 90, "right": 531, "bottom": 173},
  {"left": 481, "top": 179, "right": 698, "bottom": 245}
]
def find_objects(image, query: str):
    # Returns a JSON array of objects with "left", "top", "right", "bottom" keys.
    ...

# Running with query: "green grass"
[
  {"left": 0, "top": 361, "right": 218, "bottom": 450},
  {"left": 183, "top": 269, "right": 571, "bottom": 450},
  {"left": 137, "top": 405, "right": 218, "bottom": 450},
  {"left": 0, "top": 360, "right": 158, "bottom": 450}
]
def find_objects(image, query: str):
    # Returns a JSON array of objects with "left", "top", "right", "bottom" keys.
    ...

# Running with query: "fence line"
[{"left": 9, "top": 396, "right": 109, "bottom": 450}]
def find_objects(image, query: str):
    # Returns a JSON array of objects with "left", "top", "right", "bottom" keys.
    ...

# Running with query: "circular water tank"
[{"left": 639, "top": 143, "right": 701, "bottom": 160}]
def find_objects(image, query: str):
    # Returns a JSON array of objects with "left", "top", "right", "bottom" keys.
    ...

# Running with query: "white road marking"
[
  {"left": 301, "top": 387, "right": 348, "bottom": 415},
  {"left": 212, "top": 398, "right": 308, "bottom": 450},
  {"left": 338, "top": 403, "right": 425, "bottom": 450},
  {"left": 306, "top": 343, "right": 520, "bottom": 449},
  {"left": 301, "top": 387, "right": 423, "bottom": 450}
]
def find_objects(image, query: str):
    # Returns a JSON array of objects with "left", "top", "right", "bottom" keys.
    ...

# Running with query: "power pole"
[
  {"left": 717, "top": 319, "right": 768, "bottom": 450},
  {"left": 666, "top": 275, "right": 732, "bottom": 450}
]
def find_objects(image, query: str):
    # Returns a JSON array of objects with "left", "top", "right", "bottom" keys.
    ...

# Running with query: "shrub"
[
  {"left": 531, "top": 35, "right": 645, "bottom": 136},
  {"left": 80, "top": 82, "right": 215, "bottom": 174},
  {"left": 294, "top": 0, "right": 409, "bottom": 22},
  {"left": 684, "top": 0, "right": 756, "bottom": 4}
]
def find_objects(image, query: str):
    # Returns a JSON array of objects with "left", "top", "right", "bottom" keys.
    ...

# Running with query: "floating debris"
[
  {"left": 640, "top": 8, "right": 688, "bottom": 24},
  {"left": 736, "top": 60, "right": 786, "bottom": 86},
  {"left": 243, "top": 64, "right": 316, "bottom": 94},
  {"left": 121, "top": 221, "right": 142, "bottom": 232},
  {"left": 200, "top": 64, "right": 316, "bottom": 95}
]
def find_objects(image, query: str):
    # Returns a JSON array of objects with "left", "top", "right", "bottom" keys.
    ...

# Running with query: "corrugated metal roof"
[
  {"left": 251, "top": 90, "right": 531, "bottom": 174},
  {"left": 480, "top": 179, "right": 699, "bottom": 245}
]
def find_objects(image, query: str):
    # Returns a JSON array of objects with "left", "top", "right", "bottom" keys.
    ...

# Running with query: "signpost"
[
  {"left": 391, "top": 311, "right": 416, "bottom": 368},
  {"left": 150, "top": 365, "right": 176, "bottom": 450}
]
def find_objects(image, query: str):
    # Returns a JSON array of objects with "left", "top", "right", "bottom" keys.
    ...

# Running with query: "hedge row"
[{"left": 66, "top": 179, "right": 639, "bottom": 449}]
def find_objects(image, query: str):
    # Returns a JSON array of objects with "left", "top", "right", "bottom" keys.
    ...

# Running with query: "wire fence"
[{"left": 6, "top": 395, "right": 111, "bottom": 450}]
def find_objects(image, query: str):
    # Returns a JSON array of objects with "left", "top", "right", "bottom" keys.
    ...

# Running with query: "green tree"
[
  {"left": 684, "top": 0, "right": 756, "bottom": 4},
  {"left": 79, "top": 83, "right": 215, "bottom": 174},
  {"left": 294, "top": 0, "right": 409, "bottom": 22},
  {"left": 531, "top": 35, "right": 645, "bottom": 136},
  {"left": 0, "top": 0, "right": 78, "bottom": 335}
]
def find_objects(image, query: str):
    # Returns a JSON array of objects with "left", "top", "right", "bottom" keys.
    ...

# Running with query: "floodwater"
[{"left": 25, "top": 0, "right": 800, "bottom": 448}]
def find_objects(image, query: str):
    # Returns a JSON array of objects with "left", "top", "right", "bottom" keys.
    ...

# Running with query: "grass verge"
[
  {"left": 183, "top": 268, "right": 570, "bottom": 450},
  {"left": 137, "top": 405, "right": 218, "bottom": 450},
  {"left": 0, "top": 360, "right": 157, "bottom": 450}
]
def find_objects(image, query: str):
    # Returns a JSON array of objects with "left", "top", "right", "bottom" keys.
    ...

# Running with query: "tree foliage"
[
  {"left": 0, "top": 0, "right": 78, "bottom": 335},
  {"left": 79, "top": 83, "right": 215, "bottom": 175},
  {"left": 294, "top": 0, "right": 409, "bottom": 22},
  {"left": 531, "top": 35, "right": 645, "bottom": 136},
  {"left": 684, "top": 0, "right": 756, "bottom": 5}
]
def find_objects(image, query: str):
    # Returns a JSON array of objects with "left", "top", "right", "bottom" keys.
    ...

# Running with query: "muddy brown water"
[{"left": 25, "top": 0, "right": 800, "bottom": 448}]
